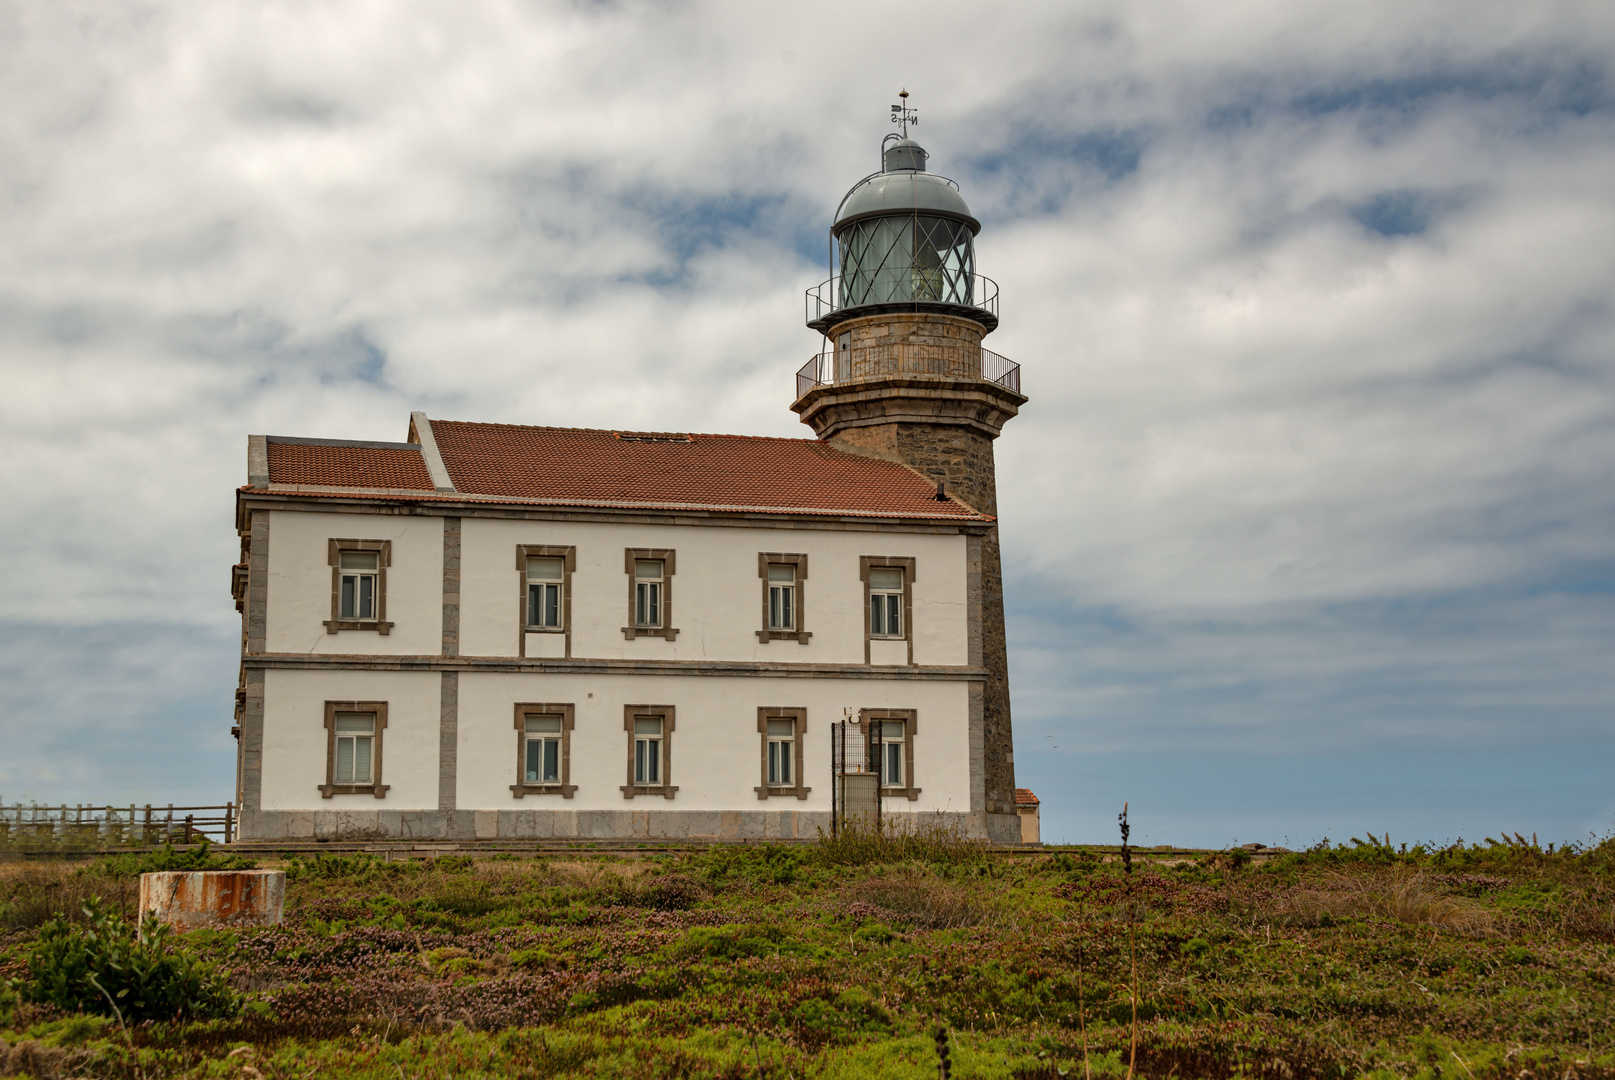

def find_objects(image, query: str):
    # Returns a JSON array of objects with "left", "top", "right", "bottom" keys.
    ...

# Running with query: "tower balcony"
[
  {"left": 805, "top": 273, "right": 1000, "bottom": 334},
  {"left": 795, "top": 342, "right": 1021, "bottom": 400}
]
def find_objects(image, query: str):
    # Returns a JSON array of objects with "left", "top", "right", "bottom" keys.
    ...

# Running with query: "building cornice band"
[{"left": 244, "top": 652, "right": 989, "bottom": 681}]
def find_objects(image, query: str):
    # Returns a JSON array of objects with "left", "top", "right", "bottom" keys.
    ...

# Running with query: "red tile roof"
[
  {"left": 423, "top": 421, "right": 989, "bottom": 520},
  {"left": 1015, "top": 788, "right": 1040, "bottom": 807},
  {"left": 266, "top": 438, "right": 435, "bottom": 492}
]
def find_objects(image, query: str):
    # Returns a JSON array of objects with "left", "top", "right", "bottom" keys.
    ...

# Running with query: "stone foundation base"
[{"left": 242, "top": 809, "right": 1034, "bottom": 844}]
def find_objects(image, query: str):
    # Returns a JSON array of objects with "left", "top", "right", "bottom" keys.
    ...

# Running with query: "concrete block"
[
  {"left": 473, "top": 811, "right": 498, "bottom": 839},
  {"left": 140, "top": 871, "right": 285, "bottom": 929}
]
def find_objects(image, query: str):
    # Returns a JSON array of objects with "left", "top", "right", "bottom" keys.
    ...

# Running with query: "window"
[
  {"left": 635, "top": 562, "right": 662, "bottom": 628},
  {"left": 757, "top": 553, "right": 811, "bottom": 643},
  {"left": 756, "top": 707, "right": 810, "bottom": 799},
  {"left": 634, "top": 717, "right": 662, "bottom": 784},
  {"left": 768, "top": 719, "right": 794, "bottom": 784},
  {"left": 858, "top": 708, "right": 919, "bottom": 800},
  {"left": 768, "top": 565, "right": 795, "bottom": 630},
  {"left": 334, "top": 713, "right": 375, "bottom": 783},
  {"left": 511, "top": 703, "right": 576, "bottom": 797},
  {"left": 320, "top": 701, "right": 388, "bottom": 798},
  {"left": 325, "top": 540, "right": 393, "bottom": 634},
  {"left": 527, "top": 557, "right": 563, "bottom": 629},
  {"left": 621, "top": 705, "right": 677, "bottom": 798},
  {"left": 868, "top": 719, "right": 905, "bottom": 786},
  {"left": 869, "top": 568, "right": 903, "bottom": 637},
  {"left": 835, "top": 331, "right": 851, "bottom": 381},
  {"left": 859, "top": 556, "right": 916, "bottom": 664},
  {"left": 516, "top": 545, "right": 575, "bottom": 657},
  {"left": 622, "top": 549, "right": 678, "bottom": 640}
]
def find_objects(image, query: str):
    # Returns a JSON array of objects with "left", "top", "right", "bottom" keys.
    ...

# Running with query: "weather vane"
[{"left": 890, "top": 89, "right": 918, "bottom": 138}]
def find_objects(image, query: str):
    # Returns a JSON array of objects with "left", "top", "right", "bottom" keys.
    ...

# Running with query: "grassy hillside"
[{"left": 1, "top": 831, "right": 1612, "bottom": 1078}]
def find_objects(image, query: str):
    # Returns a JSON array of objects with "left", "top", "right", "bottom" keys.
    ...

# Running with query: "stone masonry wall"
[{"left": 827, "top": 418, "right": 1017, "bottom": 819}]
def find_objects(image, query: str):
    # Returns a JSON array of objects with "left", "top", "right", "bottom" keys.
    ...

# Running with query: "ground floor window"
[
  {"left": 511, "top": 703, "right": 576, "bottom": 798},
  {"left": 320, "top": 701, "right": 389, "bottom": 798},
  {"left": 858, "top": 708, "right": 920, "bottom": 801},
  {"left": 756, "top": 707, "right": 810, "bottom": 800},
  {"left": 621, "top": 705, "right": 677, "bottom": 799}
]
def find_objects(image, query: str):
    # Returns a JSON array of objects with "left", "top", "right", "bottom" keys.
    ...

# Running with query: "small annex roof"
[
  {"left": 1015, "top": 788, "right": 1040, "bottom": 807},
  {"left": 249, "top": 416, "right": 992, "bottom": 523}
]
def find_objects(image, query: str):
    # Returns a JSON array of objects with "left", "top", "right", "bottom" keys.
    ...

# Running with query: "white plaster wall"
[
  {"left": 260, "top": 669, "right": 440, "bottom": 811},
  {"left": 457, "top": 518, "right": 969, "bottom": 666},
  {"left": 265, "top": 511, "right": 443, "bottom": 656},
  {"left": 455, "top": 672, "right": 971, "bottom": 815}
]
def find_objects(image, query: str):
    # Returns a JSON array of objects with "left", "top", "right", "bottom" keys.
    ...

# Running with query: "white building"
[{"left": 231, "top": 128, "right": 1027, "bottom": 843}]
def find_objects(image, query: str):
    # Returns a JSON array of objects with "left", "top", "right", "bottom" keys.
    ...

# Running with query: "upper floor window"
[
  {"left": 623, "top": 549, "right": 678, "bottom": 640},
  {"left": 339, "top": 552, "right": 379, "bottom": 621},
  {"left": 635, "top": 561, "right": 663, "bottom": 628},
  {"left": 527, "top": 557, "right": 563, "bottom": 630},
  {"left": 757, "top": 553, "right": 811, "bottom": 644},
  {"left": 768, "top": 565, "right": 796, "bottom": 630},
  {"left": 325, "top": 539, "right": 392, "bottom": 635},
  {"left": 869, "top": 567, "right": 904, "bottom": 637}
]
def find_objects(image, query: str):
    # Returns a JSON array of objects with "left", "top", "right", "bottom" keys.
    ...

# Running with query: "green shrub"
[
  {"left": 284, "top": 851, "right": 395, "bottom": 883},
  {"left": 98, "top": 839, "right": 256, "bottom": 878},
  {"left": 23, "top": 899, "right": 239, "bottom": 1022},
  {"left": 667, "top": 923, "right": 788, "bottom": 961},
  {"left": 814, "top": 818, "right": 989, "bottom": 868}
]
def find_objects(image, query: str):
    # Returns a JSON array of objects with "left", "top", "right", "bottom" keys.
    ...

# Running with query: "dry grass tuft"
[
  {"left": 840, "top": 866, "right": 1001, "bottom": 930},
  {"left": 1252, "top": 871, "right": 1495, "bottom": 935}
]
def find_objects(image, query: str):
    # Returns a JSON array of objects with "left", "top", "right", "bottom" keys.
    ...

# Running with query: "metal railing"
[
  {"left": 806, "top": 273, "right": 999, "bottom": 327},
  {"left": 796, "top": 345, "right": 1021, "bottom": 399},
  {"left": 0, "top": 801, "right": 237, "bottom": 847}
]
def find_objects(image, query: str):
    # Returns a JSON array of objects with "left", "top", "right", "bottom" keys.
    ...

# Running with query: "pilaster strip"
[
  {"left": 240, "top": 668, "right": 265, "bottom": 836},
  {"left": 438, "top": 671, "right": 458, "bottom": 812},
  {"left": 247, "top": 434, "right": 270, "bottom": 488},
  {"left": 246, "top": 511, "right": 270, "bottom": 655},
  {"left": 441, "top": 517, "right": 461, "bottom": 658}
]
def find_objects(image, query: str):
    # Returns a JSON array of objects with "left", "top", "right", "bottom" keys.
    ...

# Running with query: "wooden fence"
[{"left": 0, "top": 802, "right": 236, "bottom": 846}]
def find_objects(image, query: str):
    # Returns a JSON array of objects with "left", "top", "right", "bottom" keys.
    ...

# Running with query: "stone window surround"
[
  {"left": 859, "top": 555, "right": 916, "bottom": 665},
  {"left": 755, "top": 707, "right": 811, "bottom": 800},
  {"left": 621, "top": 704, "right": 678, "bottom": 799},
  {"left": 517, "top": 545, "right": 576, "bottom": 658},
  {"left": 320, "top": 700, "right": 389, "bottom": 798},
  {"left": 756, "top": 553, "right": 812, "bottom": 644},
  {"left": 858, "top": 707, "right": 920, "bottom": 801},
  {"left": 510, "top": 702, "right": 577, "bottom": 798},
  {"left": 325, "top": 538, "right": 393, "bottom": 635},
  {"left": 622, "top": 548, "right": 679, "bottom": 641}
]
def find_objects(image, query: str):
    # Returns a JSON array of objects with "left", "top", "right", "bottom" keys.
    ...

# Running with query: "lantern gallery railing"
[
  {"left": 796, "top": 345, "right": 1021, "bottom": 399},
  {"left": 805, "top": 273, "right": 999, "bottom": 327}
]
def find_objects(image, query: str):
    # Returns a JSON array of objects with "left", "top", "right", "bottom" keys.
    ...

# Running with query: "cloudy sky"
[{"left": 1, "top": 1, "right": 1611, "bottom": 847}]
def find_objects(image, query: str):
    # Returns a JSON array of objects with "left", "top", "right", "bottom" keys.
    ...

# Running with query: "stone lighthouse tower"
[{"left": 794, "top": 98, "right": 1027, "bottom": 839}]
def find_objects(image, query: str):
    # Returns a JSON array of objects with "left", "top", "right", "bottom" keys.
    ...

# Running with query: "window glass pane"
[
  {"left": 339, "top": 551, "right": 378, "bottom": 571},
  {"left": 781, "top": 587, "right": 792, "bottom": 628},
  {"left": 647, "top": 740, "right": 660, "bottom": 784},
  {"left": 886, "top": 742, "right": 902, "bottom": 785},
  {"left": 870, "top": 594, "right": 886, "bottom": 635},
  {"left": 340, "top": 576, "right": 356, "bottom": 619},
  {"left": 881, "top": 721, "right": 905, "bottom": 740},
  {"left": 335, "top": 737, "right": 354, "bottom": 783},
  {"left": 767, "top": 564, "right": 795, "bottom": 583},
  {"left": 527, "top": 583, "right": 542, "bottom": 625},
  {"left": 634, "top": 560, "right": 663, "bottom": 580},
  {"left": 525, "top": 739, "right": 541, "bottom": 782},
  {"left": 634, "top": 717, "right": 663, "bottom": 735},
  {"left": 334, "top": 713, "right": 374, "bottom": 733},
  {"left": 635, "top": 740, "right": 647, "bottom": 784},
  {"left": 543, "top": 583, "right": 560, "bottom": 627},
  {"left": 768, "top": 742, "right": 780, "bottom": 785},
  {"left": 766, "top": 718, "right": 794, "bottom": 737},
  {"left": 779, "top": 742, "right": 792, "bottom": 784},
  {"left": 524, "top": 715, "right": 563, "bottom": 734},
  {"left": 359, "top": 574, "right": 374, "bottom": 618},
  {"left": 543, "top": 739, "right": 559, "bottom": 784},
  {"left": 869, "top": 567, "right": 903, "bottom": 590},
  {"left": 886, "top": 594, "right": 902, "bottom": 634},
  {"left": 527, "top": 556, "right": 563, "bottom": 580},
  {"left": 353, "top": 737, "right": 372, "bottom": 783}
]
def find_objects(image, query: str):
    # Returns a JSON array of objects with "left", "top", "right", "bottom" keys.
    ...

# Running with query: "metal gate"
[{"left": 830, "top": 720, "right": 889, "bottom": 837}]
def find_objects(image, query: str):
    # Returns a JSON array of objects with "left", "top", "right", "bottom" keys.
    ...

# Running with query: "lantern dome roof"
[{"left": 833, "top": 139, "right": 979, "bottom": 234}]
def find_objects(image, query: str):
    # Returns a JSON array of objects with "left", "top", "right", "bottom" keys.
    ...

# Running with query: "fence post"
[
  {"left": 224, "top": 802, "right": 234, "bottom": 844},
  {"left": 143, "top": 804, "right": 152, "bottom": 844}
]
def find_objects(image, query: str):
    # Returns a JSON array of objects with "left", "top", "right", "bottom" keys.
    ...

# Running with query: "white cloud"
[{"left": 0, "top": 1, "right": 1611, "bottom": 837}]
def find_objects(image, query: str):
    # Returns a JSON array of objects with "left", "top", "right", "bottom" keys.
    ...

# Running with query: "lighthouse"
[{"left": 794, "top": 95, "right": 1027, "bottom": 833}]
